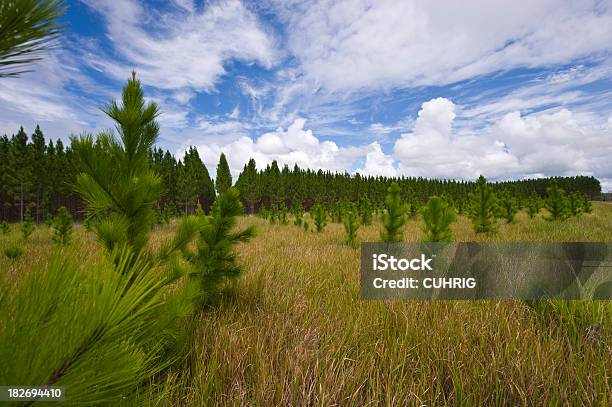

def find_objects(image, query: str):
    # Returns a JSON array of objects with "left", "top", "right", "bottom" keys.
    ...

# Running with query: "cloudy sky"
[{"left": 1, "top": 0, "right": 612, "bottom": 189}]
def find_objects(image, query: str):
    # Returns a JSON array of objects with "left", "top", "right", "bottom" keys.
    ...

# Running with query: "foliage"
[
  {"left": 312, "top": 203, "right": 327, "bottom": 233},
  {"left": 278, "top": 202, "right": 289, "bottom": 225},
  {"left": 581, "top": 195, "right": 593, "bottom": 214},
  {"left": 567, "top": 192, "right": 582, "bottom": 217},
  {"left": 3, "top": 244, "right": 23, "bottom": 260},
  {"left": 544, "top": 180, "right": 569, "bottom": 221},
  {"left": 72, "top": 72, "right": 163, "bottom": 257},
  {"left": 0, "top": 221, "right": 9, "bottom": 234},
  {"left": 420, "top": 196, "right": 455, "bottom": 243},
  {"left": 293, "top": 200, "right": 304, "bottom": 226},
  {"left": 0, "top": 249, "right": 192, "bottom": 404},
  {"left": 359, "top": 197, "right": 372, "bottom": 225},
  {"left": 380, "top": 182, "right": 408, "bottom": 243},
  {"left": 497, "top": 190, "right": 518, "bottom": 223},
  {"left": 184, "top": 188, "right": 255, "bottom": 307},
  {"left": 21, "top": 208, "right": 34, "bottom": 240},
  {"left": 52, "top": 206, "right": 72, "bottom": 245},
  {"left": 526, "top": 195, "right": 541, "bottom": 218},
  {"left": 215, "top": 153, "right": 232, "bottom": 194},
  {"left": 468, "top": 175, "right": 497, "bottom": 234},
  {"left": 303, "top": 221, "right": 309, "bottom": 233},
  {"left": 343, "top": 208, "right": 360, "bottom": 248},
  {"left": 0, "top": 0, "right": 65, "bottom": 78},
  {"left": 235, "top": 158, "right": 258, "bottom": 214}
]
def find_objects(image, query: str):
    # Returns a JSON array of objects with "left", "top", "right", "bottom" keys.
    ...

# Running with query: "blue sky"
[{"left": 1, "top": 0, "right": 611, "bottom": 189}]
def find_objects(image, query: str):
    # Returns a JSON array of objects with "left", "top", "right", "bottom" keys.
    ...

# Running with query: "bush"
[
  {"left": 303, "top": 221, "right": 309, "bottom": 233},
  {"left": 581, "top": 195, "right": 593, "bottom": 214},
  {"left": 52, "top": 206, "right": 73, "bottom": 245},
  {"left": 0, "top": 221, "right": 9, "bottom": 235},
  {"left": 567, "top": 192, "right": 582, "bottom": 217},
  {"left": 380, "top": 182, "right": 408, "bottom": 243},
  {"left": 312, "top": 204, "right": 327, "bottom": 232},
  {"left": 421, "top": 196, "right": 455, "bottom": 242},
  {"left": 468, "top": 175, "right": 497, "bottom": 234},
  {"left": 3, "top": 245, "right": 23, "bottom": 260}
]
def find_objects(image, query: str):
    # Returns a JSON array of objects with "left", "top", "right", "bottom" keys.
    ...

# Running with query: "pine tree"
[
  {"left": 293, "top": 200, "right": 304, "bottom": 226},
  {"left": 581, "top": 194, "right": 593, "bottom": 214},
  {"left": 497, "top": 191, "right": 518, "bottom": 224},
  {"left": 278, "top": 202, "right": 289, "bottom": 225},
  {"left": 468, "top": 175, "right": 497, "bottom": 234},
  {"left": 312, "top": 203, "right": 327, "bottom": 232},
  {"left": 544, "top": 180, "right": 569, "bottom": 221},
  {"left": 52, "top": 205, "right": 72, "bottom": 245},
  {"left": 567, "top": 192, "right": 582, "bottom": 217},
  {"left": 21, "top": 207, "right": 34, "bottom": 240},
  {"left": 185, "top": 188, "right": 255, "bottom": 307},
  {"left": 421, "top": 196, "right": 455, "bottom": 243},
  {"left": 235, "top": 158, "right": 259, "bottom": 214},
  {"left": 215, "top": 153, "right": 232, "bottom": 194},
  {"left": 359, "top": 197, "right": 372, "bottom": 225},
  {"left": 526, "top": 195, "right": 541, "bottom": 218},
  {"left": 343, "top": 208, "right": 359, "bottom": 248},
  {"left": 380, "top": 182, "right": 408, "bottom": 242}
]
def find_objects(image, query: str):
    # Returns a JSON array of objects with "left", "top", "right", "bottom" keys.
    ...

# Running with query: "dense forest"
[{"left": 0, "top": 125, "right": 601, "bottom": 222}]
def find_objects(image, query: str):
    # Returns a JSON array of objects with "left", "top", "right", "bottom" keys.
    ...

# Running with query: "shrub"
[
  {"left": 343, "top": 209, "right": 359, "bottom": 248},
  {"left": 52, "top": 206, "right": 73, "bottom": 245},
  {"left": 0, "top": 221, "right": 9, "bottom": 235},
  {"left": 421, "top": 196, "right": 455, "bottom": 243},
  {"left": 544, "top": 180, "right": 569, "bottom": 221},
  {"left": 184, "top": 188, "right": 256, "bottom": 307},
  {"left": 303, "top": 221, "right": 309, "bottom": 233},
  {"left": 468, "top": 175, "right": 497, "bottom": 234},
  {"left": 3, "top": 245, "right": 23, "bottom": 260},
  {"left": 380, "top": 182, "right": 408, "bottom": 243},
  {"left": 312, "top": 204, "right": 327, "bottom": 232}
]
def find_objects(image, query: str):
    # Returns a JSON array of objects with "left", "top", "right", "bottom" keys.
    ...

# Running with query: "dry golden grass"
[{"left": 1, "top": 203, "right": 611, "bottom": 406}]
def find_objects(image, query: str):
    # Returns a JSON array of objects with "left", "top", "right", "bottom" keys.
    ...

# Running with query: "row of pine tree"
[{"left": 0, "top": 124, "right": 601, "bottom": 223}]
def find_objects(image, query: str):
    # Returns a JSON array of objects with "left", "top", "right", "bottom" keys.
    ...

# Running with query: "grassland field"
[{"left": 1, "top": 203, "right": 611, "bottom": 406}]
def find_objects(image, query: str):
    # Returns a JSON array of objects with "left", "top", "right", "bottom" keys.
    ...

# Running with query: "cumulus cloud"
[
  {"left": 388, "top": 98, "right": 612, "bottom": 187},
  {"left": 182, "top": 118, "right": 360, "bottom": 179},
  {"left": 274, "top": 0, "right": 612, "bottom": 91}
]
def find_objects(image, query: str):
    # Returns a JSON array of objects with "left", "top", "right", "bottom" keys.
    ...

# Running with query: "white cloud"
[
  {"left": 82, "top": 0, "right": 277, "bottom": 92},
  {"left": 182, "top": 118, "right": 360, "bottom": 179},
  {"left": 391, "top": 98, "right": 612, "bottom": 186},
  {"left": 355, "top": 142, "right": 397, "bottom": 177},
  {"left": 274, "top": 0, "right": 612, "bottom": 91}
]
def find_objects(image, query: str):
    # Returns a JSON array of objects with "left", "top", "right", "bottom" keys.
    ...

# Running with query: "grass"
[{"left": 1, "top": 203, "right": 611, "bottom": 405}]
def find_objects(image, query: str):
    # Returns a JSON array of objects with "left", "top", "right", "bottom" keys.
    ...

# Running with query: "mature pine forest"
[{"left": 0, "top": 125, "right": 602, "bottom": 223}]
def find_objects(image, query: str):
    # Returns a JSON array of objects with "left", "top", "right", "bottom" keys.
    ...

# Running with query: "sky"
[{"left": 1, "top": 0, "right": 612, "bottom": 190}]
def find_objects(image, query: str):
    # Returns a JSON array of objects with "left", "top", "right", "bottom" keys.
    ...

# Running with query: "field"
[{"left": 1, "top": 203, "right": 611, "bottom": 406}]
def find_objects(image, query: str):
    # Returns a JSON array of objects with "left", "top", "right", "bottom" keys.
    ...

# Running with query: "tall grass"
[{"left": 1, "top": 203, "right": 611, "bottom": 405}]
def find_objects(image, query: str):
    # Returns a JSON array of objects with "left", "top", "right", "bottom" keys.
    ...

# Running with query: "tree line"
[{"left": 0, "top": 127, "right": 601, "bottom": 223}]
